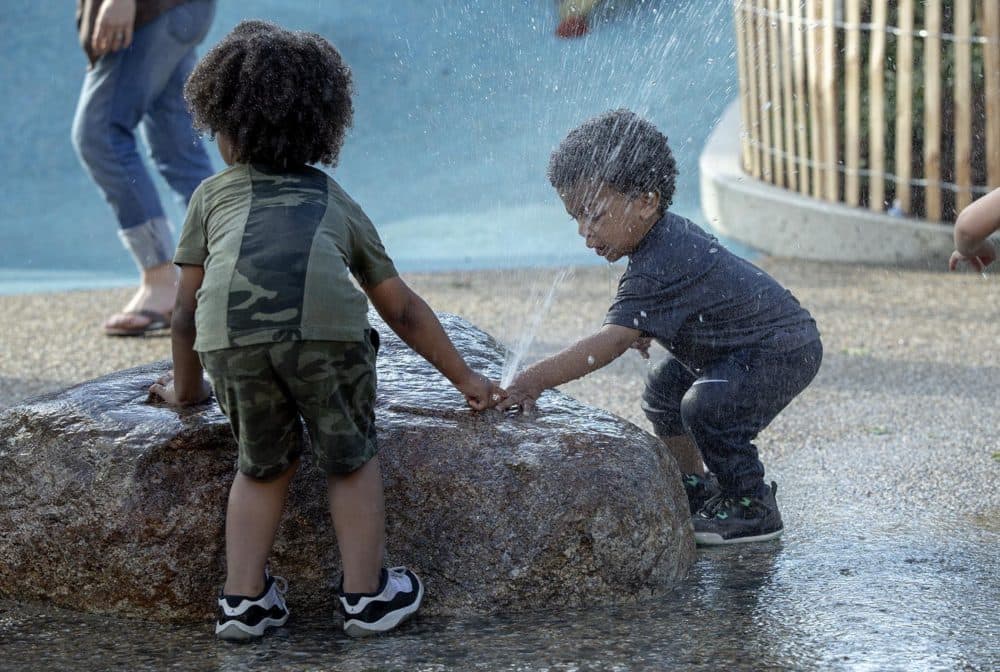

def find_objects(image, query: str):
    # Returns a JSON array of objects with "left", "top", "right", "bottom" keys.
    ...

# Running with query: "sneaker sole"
[
  {"left": 215, "top": 614, "right": 289, "bottom": 641},
  {"left": 343, "top": 581, "right": 424, "bottom": 638},
  {"left": 694, "top": 527, "right": 784, "bottom": 546}
]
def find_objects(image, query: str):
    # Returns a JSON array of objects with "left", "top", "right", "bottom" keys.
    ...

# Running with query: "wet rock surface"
[{"left": 0, "top": 312, "right": 694, "bottom": 622}]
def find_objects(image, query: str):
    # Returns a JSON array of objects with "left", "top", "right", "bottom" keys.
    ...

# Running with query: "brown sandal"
[{"left": 103, "top": 309, "right": 172, "bottom": 337}]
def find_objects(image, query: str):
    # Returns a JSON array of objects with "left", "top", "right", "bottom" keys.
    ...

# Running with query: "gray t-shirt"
[{"left": 604, "top": 213, "right": 819, "bottom": 370}]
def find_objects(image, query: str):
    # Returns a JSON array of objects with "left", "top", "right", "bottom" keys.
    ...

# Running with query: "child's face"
[{"left": 559, "top": 182, "right": 660, "bottom": 262}]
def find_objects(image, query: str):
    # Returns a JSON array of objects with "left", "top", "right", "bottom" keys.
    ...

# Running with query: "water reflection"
[{"left": 4, "top": 514, "right": 993, "bottom": 671}]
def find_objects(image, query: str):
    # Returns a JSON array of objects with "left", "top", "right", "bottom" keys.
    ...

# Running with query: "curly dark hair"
[
  {"left": 547, "top": 109, "right": 677, "bottom": 215},
  {"left": 184, "top": 20, "right": 354, "bottom": 169}
]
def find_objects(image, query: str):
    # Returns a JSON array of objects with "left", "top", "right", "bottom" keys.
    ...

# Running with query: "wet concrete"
[
  {"left": 1, "top": 263, "right": 998, "bottom": 670},
  {"left": 1, "top": 430, "right": 996, "bottom": 671}
]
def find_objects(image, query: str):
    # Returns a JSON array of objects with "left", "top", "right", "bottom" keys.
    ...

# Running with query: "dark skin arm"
[
  {"left": 365, "top": 276, "right": 503, "bottom": 410},
  {"left": 949, "top": 186, "right": 1000, "bottom": 271},
  {"left": 148, "top": 265, "right": 212, "bottom": 405},
  {"left": 497, "top": 323, "right": 640, "bottom": 412}
]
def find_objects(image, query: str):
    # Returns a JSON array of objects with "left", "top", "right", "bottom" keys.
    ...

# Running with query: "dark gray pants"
[{"left": 642, "top": 340, "right": 823, "bottom": 498}]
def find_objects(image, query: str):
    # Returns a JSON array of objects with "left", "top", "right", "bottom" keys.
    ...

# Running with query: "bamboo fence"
[{"left": 732, "top": 0, "right": 1000, "bottom": 222}]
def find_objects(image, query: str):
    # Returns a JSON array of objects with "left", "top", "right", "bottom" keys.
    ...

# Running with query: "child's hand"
[
  {"left": 456, "top": 372, "right": 505, "bottom": 411},
  {"left": 496, "top": 373, "right": 544, "bottom": 413},
  {"left": 949, "top": 240, "right": 997, "bottom": 272},
  {"left": 630, "top": 336, "right": 653, "bottom": 359},
  {"left": 148, "top": 371, "right": 212, "bottom": 407}
]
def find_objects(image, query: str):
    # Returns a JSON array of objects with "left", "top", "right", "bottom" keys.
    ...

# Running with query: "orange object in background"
[
  {"left": 556, "top": 14, "right": 588, "bottom": 38},
  {"left": 555, "top": 0, "right": 602, "bottom": 39}
]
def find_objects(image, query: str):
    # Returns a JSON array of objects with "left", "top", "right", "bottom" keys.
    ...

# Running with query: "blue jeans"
[
  {"left": 642, "top": 340, "right": 823, "bottom": 498},
  {"left": 71, "top": 0, "right": 215, "bottom": 270}
]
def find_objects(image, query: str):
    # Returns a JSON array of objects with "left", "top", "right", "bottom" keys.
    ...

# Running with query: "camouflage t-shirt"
[{"left": 174, "top": 163, "right": 398, "bottom": 352}]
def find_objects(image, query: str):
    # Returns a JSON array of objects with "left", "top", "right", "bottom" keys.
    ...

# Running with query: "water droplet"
[
  {"left": 640, "top": 310, "right": 648, "bottom": 318},
  {"left": 708, "top": 247, "right": 718, "bottom": 254},
  {"left": 587, "top": 355, "right": 595, "bottom": 366}
]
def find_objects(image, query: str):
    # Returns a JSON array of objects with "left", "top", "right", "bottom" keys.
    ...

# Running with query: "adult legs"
[
  {"left": 71, "top": 4, "right": 213, "bottom": 332},
  {"left": 329, "top": 456, "right": 386, "bottom": 595}
]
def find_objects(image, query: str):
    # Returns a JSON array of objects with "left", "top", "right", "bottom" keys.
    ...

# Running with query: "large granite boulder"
[{"left": 0, "top": 313, "right": 694, "bottom": 622}]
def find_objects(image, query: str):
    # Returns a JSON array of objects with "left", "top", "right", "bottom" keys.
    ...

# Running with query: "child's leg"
[
  {"left": 642, "top": 356, "right": 705, "bottom": 474},
  {"left": 201, "top": 343, "right": 308, "bottom": 598},
  {"left": 224, "top": 459, "right": 300, "bottom": 596},
  {"left": 658, "top": 434, "right": 705, "bottom": 475},
  {"left": 681, "top": 340, "right": 824, "bottom": 497},
  {"left": 328, "top": 455, "right": 386, "bottom": 594}
]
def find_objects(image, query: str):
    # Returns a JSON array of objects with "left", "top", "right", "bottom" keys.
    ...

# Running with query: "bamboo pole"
[
  {"left": 955, "top": 0, "right": 973, "bottom": 212},
  {"left": 868, "top": 0, "right": 888, "bottom": 211},
  {"left": 983, "top": 0, "right": 1000, "bottom": 188},
  {"left": 923, "top": 1, "right": 943, "bottom": 221},
  {"left": 734, "top": 1, "right": 753, "bottom": 174},
  {"left": 895, "top": 0, "right": 914, "bottom": 214},
  {"left": 820, "top": 0, "right": 837, "bottom": 202},
  {"left": 805, "top": 0, "right": 823, "bottom": 198},
  {"left": 767, "top": 0, "right": 786, "bottom": 187},
  {"left": 756, "top": 0, "right": 774, "bottom": 182},
  {"left": 779, "top": 0, "right": 797, "bottom": 191},
  {"left": 843, "top": 0, "right": 861, "bottom": 206},
  {"left": 791, "top": 0, "right": 809, "bottom": 195},
  {"left": 744, "top": 1, "right": 762, "bottom": 179}
]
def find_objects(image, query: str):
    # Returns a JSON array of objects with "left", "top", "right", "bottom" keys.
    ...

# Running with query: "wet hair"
[
  {"left": 184, "top": 20, "right": 354, "bottom": 169},
  {"left": 547, "top": 109, "right": 677, "bottom": 215}
]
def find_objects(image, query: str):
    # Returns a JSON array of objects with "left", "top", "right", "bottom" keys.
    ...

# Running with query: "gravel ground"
[
  {"left": 2, "top": 257, "right": 997, "bottom": 509},
  {"left": 2, "top": 257, "right": 997, "bottom": 670}
]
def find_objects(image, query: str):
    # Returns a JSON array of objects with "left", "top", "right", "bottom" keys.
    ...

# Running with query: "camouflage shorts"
[{"left": 199, "top": 332, "right": 380, "bottom": 479}]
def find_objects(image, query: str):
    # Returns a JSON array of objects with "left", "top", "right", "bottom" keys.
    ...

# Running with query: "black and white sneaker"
[
  {"left": 693, "top": 481, "right": 784, "bottom": 545},
  {"left": 682, "top": 472, "right": 721, "bottom": 515},
  {"left": 215, "top": 573, "right": 289, "bottom": 641},
  {"left": 338, "top": 567, "right": 423, "bottom": 638}
]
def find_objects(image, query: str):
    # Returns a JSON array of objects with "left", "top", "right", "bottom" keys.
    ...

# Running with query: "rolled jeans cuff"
[{"left": 118, "top": 217, "right": 175, "bottom": 270}]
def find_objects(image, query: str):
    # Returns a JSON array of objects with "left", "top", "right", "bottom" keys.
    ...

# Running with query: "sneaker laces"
[{"left": 700, "top": 492, "right": 732, "bottom": 518}]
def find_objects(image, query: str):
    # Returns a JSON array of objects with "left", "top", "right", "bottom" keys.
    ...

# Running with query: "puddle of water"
[{"left": 2, "top": 511, "right": 995, "bottom": 672}]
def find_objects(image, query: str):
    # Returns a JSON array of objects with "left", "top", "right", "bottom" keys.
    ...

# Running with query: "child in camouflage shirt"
[{"left": 149, "top": 20, "right": 501, "bottom": 641}]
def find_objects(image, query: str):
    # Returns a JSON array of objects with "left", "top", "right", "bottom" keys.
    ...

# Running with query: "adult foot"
[{"left": 103, "top": 263, "right": 178, "bottom": 335}]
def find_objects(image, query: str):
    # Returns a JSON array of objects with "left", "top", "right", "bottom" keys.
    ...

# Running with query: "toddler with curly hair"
[
  {"left": 499, "top": 109, "right": 823, "bottom": 547},
  {"left": 149, "top": 20, "right": 502, "bottom": 641}
]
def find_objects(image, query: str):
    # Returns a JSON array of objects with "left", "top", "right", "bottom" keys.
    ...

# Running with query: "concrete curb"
[{"left": 699, "top": 100, "right": 954, "bottom": 269}]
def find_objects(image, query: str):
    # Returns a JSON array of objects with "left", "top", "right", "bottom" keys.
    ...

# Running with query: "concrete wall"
[{"left": 700, "top": 102, "right": 955, "bottom": 269}]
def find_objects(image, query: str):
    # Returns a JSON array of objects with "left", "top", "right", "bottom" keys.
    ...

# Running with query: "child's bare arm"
[
  {"left": 149, "top": 265, "right": 211, "bottom": 406},
  {"left": 365, "top": 276, "right": 502, "bottom": 410},
  {"left": 497, "top": 324, "right": 640, "bottom": 411},
  {"left": 950, "top": 187, "right": 1000, "bottom": 270}
]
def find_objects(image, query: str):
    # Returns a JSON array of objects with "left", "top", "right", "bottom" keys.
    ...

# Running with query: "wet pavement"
[
  {"left": 2, "top": 409, "right": 996, "bottom": 671},
  {"left": 1, "top": 262, "right": 998, "bottom": 670}
]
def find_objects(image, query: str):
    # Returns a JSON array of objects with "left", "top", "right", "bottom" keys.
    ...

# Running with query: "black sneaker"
[
  {"left": 682, "top": 472, "right": 721, "bottom": 514},
  {"left": 692, "top": 481, "right": 784, "bottom": 545},
  {"left": 215, "top": 572, "right": 289, "bottom": 641},
  {"left": 338, "top": 567, "right": 423, "bottom": 638}
]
